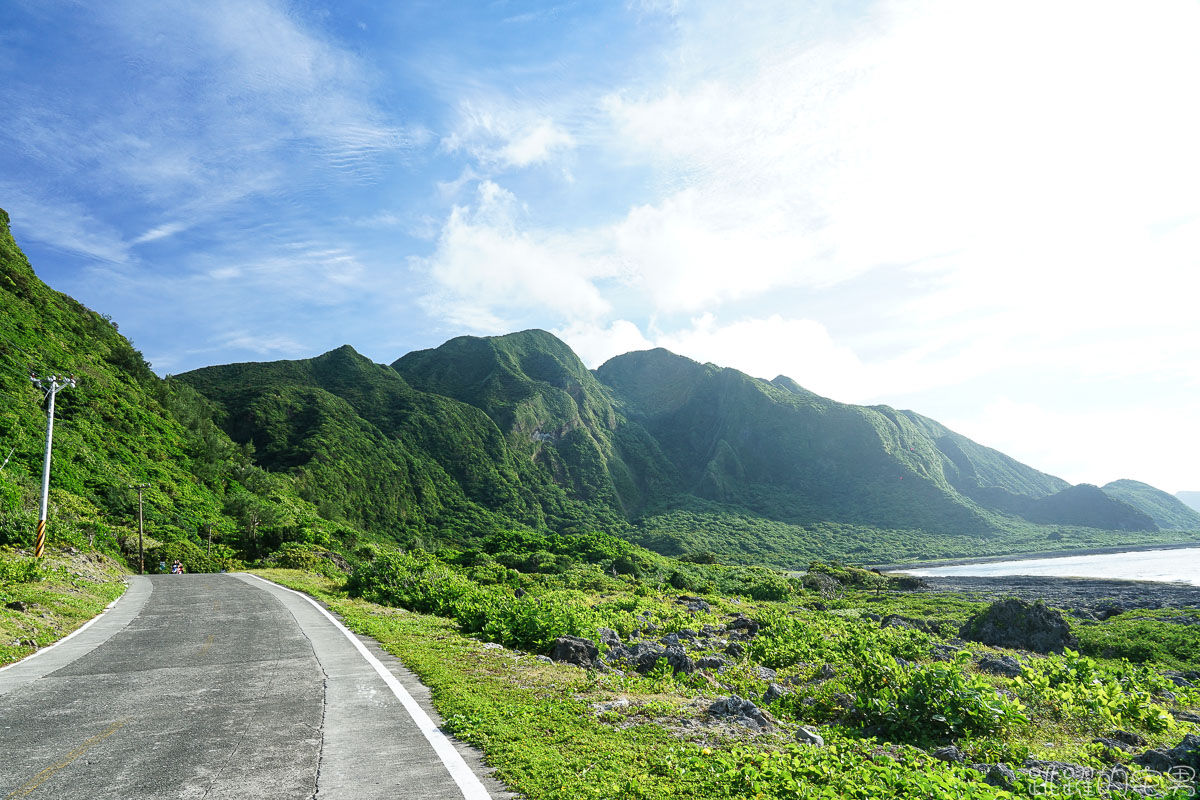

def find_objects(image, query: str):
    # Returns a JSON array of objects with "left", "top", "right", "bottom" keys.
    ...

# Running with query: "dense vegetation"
[
  {"left": 0, "top": 207, "right": 349, "bottom": 570},
  {"left": 254, "top": 542, "right": 1200, "bottom": 800}
]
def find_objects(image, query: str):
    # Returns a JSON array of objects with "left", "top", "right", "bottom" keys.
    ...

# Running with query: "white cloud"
[
  {"left": 554, "top": 319, "right": 654, "bottom": 368},
  {"left": 443, "top": 102, "right": 575, "bottom": 170},
  {"left": 133, "top": 222, "right": 188, "bottom": 244},
  {"left": 557, "top": 313, "right": 871, "bottom": 404},
  {"left": 944, "top": 398, "right": 1200, "bottom": 493},
  {"left": 500, "top": 119, "right": 575, "bottom": 168},
  {"left": 606, "top": 0, "right": 1200, "bottom": 301},
  {"left": 218, "top": 331, "right": 306, "bottom": 356},
  {"left": 415, "top": 181, "right": 615, "bottom": 331},
  {"left": 424, "top": 0, "right": 1200, "bottom": 400},
  {"left": 655, "top": 314, "right": 867, "bottom": 397}
]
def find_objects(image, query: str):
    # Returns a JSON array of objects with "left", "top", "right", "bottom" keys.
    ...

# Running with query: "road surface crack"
[
  {"left": 289, "top": 602, "right": 329, "bottom": 800},
  {"left": 311, "top": 675, "right": 329, "bottom": 800}
]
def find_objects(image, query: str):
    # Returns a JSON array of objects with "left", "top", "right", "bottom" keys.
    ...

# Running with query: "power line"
[
  {"left": 0, "top": 329, "right": 42, "bottom": 369},
  {"left": 0, "top": 345, "right": 37, "bottom": 377}
]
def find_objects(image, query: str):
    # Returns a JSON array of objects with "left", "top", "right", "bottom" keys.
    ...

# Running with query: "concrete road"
[{"left": 0, "top": 574, "right": 507, "bottom": 799}]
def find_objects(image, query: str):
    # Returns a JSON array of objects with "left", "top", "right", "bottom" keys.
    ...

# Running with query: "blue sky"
[{"left": 2, "top": 0, "right": 1198, "bottom": 493}]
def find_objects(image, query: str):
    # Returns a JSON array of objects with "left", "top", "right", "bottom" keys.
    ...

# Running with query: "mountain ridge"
[
  {"left": 181, "top": 329, "right": 1196, "bottom": 564},
  {"left": 2, "top": 204, "right": 1193, "bottom": 570}
]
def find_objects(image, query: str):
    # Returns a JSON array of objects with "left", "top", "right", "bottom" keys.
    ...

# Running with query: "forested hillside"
[
  {"left": 0, "top": 208, "right": 348, "bottom": 569},
  {"left": 184, "top": 332, "right": 1198, "bottom": 567}
]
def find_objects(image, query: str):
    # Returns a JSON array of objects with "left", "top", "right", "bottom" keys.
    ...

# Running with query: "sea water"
[{"left": 904, "top": 547, "right": 1200, "bottom": 587}]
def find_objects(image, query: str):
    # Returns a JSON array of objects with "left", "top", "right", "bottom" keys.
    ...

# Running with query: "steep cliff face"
[{"left": 394, "top": 330, "right": 676, "bottom": 516}]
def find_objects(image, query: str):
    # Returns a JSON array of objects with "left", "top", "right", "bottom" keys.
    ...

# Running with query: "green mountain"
[
  {"left": 596, "top": 348, "right": 993, "bottom": 534},
  {"left": 177, "top": 330, "right": 1189, "bottom": 565},
  {"left": 179, "top": 332, "right": 651, "bottom": 545},
  {"left": 3, "top": 204, "right": 1192, "bottom": 571},
  {"left": 595, "top": 349, "right": 1157, "bottom": 534},
  {"left": 1177, "top": 491, "right": 1200, "bottom": 513},
  {"left": 392, "top": 330, "right": 676, "bottom": 518},
  {"left": 176, "top": 345, "right": 534, "bottom": 539},
  {"left": 1103, "top": 480, "right": 1200, "bottom": 530}
]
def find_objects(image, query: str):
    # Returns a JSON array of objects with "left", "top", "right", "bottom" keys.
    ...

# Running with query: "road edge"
[
  {"left": 0, "top": 576, "right": 151, "bottom": 690},
  {"left": 239, "top": 573, "right": 496, "bottom": 800}
]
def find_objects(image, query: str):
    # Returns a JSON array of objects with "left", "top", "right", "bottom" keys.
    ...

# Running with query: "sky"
[{"left": 1, "top": 0, "right": 1197, "bottom": 493}]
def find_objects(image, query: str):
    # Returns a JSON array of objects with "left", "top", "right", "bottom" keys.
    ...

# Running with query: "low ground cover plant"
[{"left": 259, "top": 544, "right": 1200, "bottom": 799}]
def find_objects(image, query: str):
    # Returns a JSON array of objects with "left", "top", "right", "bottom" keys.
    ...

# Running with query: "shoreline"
[
  {"left": 870, "top": 539, "right": 1200, "bottom": 572},
  {"left": 914, "top": 573, "right": 1200, "bottom": 610}
]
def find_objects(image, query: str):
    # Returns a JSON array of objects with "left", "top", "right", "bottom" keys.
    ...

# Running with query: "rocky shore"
[{"left": 915, "top": 574, "right": 1200, "bottom": 611}]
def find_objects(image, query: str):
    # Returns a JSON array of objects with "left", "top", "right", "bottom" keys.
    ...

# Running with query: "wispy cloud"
[
  {"left": 443, "top": 101, "right": 575, "bottom": 170},
  {"left": 133, "top": 222, "right": 189, "bottom": 245},
  {"left": 3, "top": 0, "right": 419, "bottom": 257},
  {"left": 217, "top": 331, "right": 307, "bottom": 357},
  {"left": 0, "top": 183, "right": 130, "bottom": 263}
]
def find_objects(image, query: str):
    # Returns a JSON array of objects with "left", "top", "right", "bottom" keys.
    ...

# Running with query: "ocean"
[{"left": 903, "top": 547, "right": 1200, "bottom": 587}]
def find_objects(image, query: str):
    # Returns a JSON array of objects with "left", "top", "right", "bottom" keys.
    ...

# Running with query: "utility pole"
[
  {"left": 31, "top": 374, "right": 75, "bottom": 559},
  {"left": 204, "top": 521, "right": 213, "bottom": 561},
  {"left": 248, "top": 509, "right": 260, "bottom": 559},
  {"left": 130, "top": 484, "right": 149, "bottom": 574}
]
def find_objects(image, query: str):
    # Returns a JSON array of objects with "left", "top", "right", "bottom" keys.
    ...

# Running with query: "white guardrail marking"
[{"left": 242, "top": 574, "right": 493, "bottom": 800}]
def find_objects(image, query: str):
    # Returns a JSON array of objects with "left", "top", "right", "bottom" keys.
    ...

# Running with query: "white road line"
[
  {"left": 0, "top": 581, "right": 129, "bottom": 674},
  {"left": 241, "top": 574, "right": 493, "bottom": 800}
]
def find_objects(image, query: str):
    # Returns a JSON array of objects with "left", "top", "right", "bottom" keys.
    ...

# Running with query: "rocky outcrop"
[
  {"left": 708, "top": 696, "right": 774, "bottom": 732},
  {"left": 960, "top": 599, "right": 1078, "bottom": 654},
  {"left": 597, "top": 627, "right": 622, "bottom": 649},
  {"left": 604, "top": 642, "right": 695, "bottom": 674},
  {"left": 1134, "top": 734, "right": 1200, "bottom": 775},
  {"left": 932, "top": 745, "right": 965, "bottom": 764},
  {"left": 550, "top": 635, "right": 598, "bottom": 667},
  {"left": 976, "top": 653, "right": 1024, "bottom": 677},
  {"left": 795, "top": 726, "right": 824, "bottom": 746}
]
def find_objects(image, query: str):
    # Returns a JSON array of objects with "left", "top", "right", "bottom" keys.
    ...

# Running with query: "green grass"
[{"left": 0, "top": 547, "right": 127, "bottom": 666}]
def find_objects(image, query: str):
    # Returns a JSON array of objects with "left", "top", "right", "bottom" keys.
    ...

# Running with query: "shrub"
[
  {"left": 270, "top": 542, "right": 346, "bottom": 579},
  {"left": 853, "top": 652, "right": 1029, "bottom": 743},
  {"left": 0, "top": 551, "right": 45, "bottom": 583}
]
